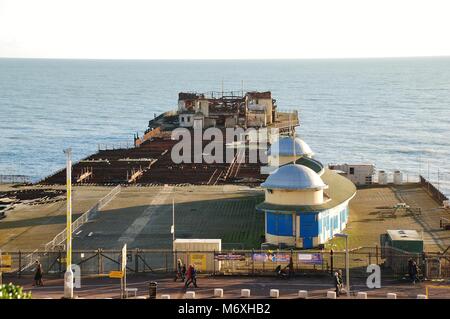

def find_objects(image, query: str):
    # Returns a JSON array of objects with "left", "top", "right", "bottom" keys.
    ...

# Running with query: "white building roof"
[
  {"left": 387, "top": 230, "right": 422, "bottom": 241},
  {"left": 268, "top": 137, "right": 314, "bottom": 157},
  {"left": 261, "top": 164, "right": 326, "bottom": 190}
]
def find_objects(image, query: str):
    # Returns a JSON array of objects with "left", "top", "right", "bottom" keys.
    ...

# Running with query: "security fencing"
[{"left": 3, "top": 246, "right": 447, "bottom": 280}]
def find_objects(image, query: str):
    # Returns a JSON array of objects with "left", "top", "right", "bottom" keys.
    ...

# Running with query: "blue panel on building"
[
  {"left": 300, "top": 214, "right": 318, "bottom": 237},
  {"left": 303, "top": 237, "right": 313, "bottom": 248},
  {"left": 266, "top": 212, "right": 293, "bottom": 236}
]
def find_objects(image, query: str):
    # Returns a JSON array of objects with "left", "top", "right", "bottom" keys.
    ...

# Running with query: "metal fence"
[
  {"left": 43, "top": 185, "right": 121, "bottom": 252},
  {"left": 4, "top": 246, "right": 447, "bottom": 280}
]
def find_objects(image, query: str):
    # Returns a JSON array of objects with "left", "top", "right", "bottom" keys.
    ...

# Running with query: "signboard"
[
  {"left": 214, "top": 253, "right": 246, "bottom": 261},
  {"left": 252, "top": 253, "right": 291, "bottom": 263},
  {"left": 190, "top": 253, "right": 207, "bottom": 271},
  {"left": 0, "top": 254, "right": 12, "bottom": 272},
  {"left": 109, "top": 271, "right": 124, "bottom": 279},
  {"left": 298, "top": 253, "right": 323, "bottom": 265}
]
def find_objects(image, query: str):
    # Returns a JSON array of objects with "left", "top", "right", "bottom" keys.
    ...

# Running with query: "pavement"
[{"left": 4, "top": 273, "right": 450, "bottom": 299}]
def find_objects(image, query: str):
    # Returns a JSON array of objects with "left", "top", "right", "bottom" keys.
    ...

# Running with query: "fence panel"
[{"left": 3, "top": 247, "right": 449, "bottom": 279}]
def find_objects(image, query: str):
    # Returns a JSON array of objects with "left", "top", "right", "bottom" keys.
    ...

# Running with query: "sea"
[{"left": 0, "top": 58, "right": 449, "bottom": 196}]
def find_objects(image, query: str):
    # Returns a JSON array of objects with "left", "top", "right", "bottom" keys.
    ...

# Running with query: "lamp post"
[
  {"left": 334, "top": 233, "right": 350, "bottom": 297},
  {"left": 63, "top": 148, "right": 73, "bottom": 299}
]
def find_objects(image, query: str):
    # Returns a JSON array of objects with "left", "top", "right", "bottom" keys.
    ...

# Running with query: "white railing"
[{"left": 43, "top": 185, "right": 121, "bottom": 251}]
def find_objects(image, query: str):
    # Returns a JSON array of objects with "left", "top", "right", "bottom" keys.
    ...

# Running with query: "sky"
[{"left": 0, "top": 0, "right": 449, "bottom": 59}]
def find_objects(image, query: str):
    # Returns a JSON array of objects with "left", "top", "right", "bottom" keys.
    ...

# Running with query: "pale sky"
[{"left": 0, "top": 0, "right": 449, "bottom": 59}]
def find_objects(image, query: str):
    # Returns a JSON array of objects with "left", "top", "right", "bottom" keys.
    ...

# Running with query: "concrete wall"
[
  {"left": 265, "top": 189, "right": 324, "bottom": 206},
  {"left": 317, "top": 200, "right": 350, "bottom": 244},
  {"left": 179, "top": 114, "right": 194, "bottom": 127},
  {"left": 247, "top": 112, "right": 267, "bottom": 127}
]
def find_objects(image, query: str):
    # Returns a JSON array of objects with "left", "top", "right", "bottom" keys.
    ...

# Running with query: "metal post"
[
  {"left": 345, "top": 236, "right": 350, "bottom": 297},
  {"left": 135, "top": 249, "right": 139, "bottom": 273},
  {"left": 330, "top": 249, "right": 334, "bottom": 275},
  {"left": 63, "top": 148, "right": 74, "bottom": 299},
  {"left": 172, "top": 198, "right": 175, "bottom": 242},
  {"left": 58, "top": 249, "right": 62, "bottom": 278},
  {"left": 18, "top": 251, "right": 22, "bottom": 278},
  {"left": 376, "top": 245, "right": 379, "bottom": 265},
  {"left": 252, "top": 249, "right": 255, "bottom": 275}
]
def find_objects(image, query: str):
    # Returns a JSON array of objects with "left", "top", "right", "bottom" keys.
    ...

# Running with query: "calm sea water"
[{"left": 0, "top": 58, "right": 449, "bottom": 195}]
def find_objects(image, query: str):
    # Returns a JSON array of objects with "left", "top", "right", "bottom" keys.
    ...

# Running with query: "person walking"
[
  {"left": 184, "top": 264, "right": 193, "bottom": 288},
  {"left": 174, "top": 258, "right": 184, "bottom": 282},
  {"left": 33, "top": 260, "right": 44, "bottom": 287},
  {"left": 411, "top": 260, "right": 419, "bottom": 284},
  {"left": 181, "top": 264, "right": 186, "bottom": 281},
  {"left": 288, "top": 256, "right": 295, "bottom": 278},
  {"left": 185, "top": 264, "right": 198, "bottom": 288},
  {"left": 333, "top": 270, "right": 342, "bottom": 297},
  {"left": 407, "top": 258, "right": 414, "bottom": 281}
]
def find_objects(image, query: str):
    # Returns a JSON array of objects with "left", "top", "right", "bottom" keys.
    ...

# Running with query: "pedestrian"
[
  {"left": 411, "top": 260, "right": 419, "bottom": 284},
  {"left": 191, "top": 264, "right": 198, "bottom": 288},
  {"left": 33, "top": 260, "right": 44, "bottom": 287},
  {"left": 185, "top": 264, "right": 198, "bottom": 288},
  {"left": 181, "top": 264, "right": 186, "bottom": 281},
  {"left": 334, "top": 270, "right": 342, "bottom": 297},
  {"left": 174, "top": 258, "right": 184, "bottom": 282},
  {"left": 184, "top": 264, "right": 193, "bottom": 288},
  {"left": 288, "top": 256, "right": 295, "bottom": 278},
  {"left": 407, "top": 258, "right": 414, "bottom": 281}
]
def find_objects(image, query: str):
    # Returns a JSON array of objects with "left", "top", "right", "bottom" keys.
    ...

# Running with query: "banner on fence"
[
  {"left": 252, "top": 252, "right": 291, "bottom": 263},
  {"left": 190, "top": 253, "right": 207, "bottom": 271},
  {"left": 0, "top": 254, "right": 12, "bottom": 272},
  {"left": 214, "top": 253, "right": 246, "bottom": 261},
  {"left": 298, "top": 253, "right": 323, "bottom": 265}
]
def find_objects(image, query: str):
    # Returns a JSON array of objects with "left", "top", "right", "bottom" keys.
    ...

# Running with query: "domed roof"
[
  {"left": 261, "top": 164, "right": 326, "bottom": 190},
  {"left": 268, "top": 137, "right": 314, "bottom": 157}
]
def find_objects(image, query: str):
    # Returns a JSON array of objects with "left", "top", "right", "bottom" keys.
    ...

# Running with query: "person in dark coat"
[
  {"left": 407, "top": 258, "right": 414, "bottom": 281},
  {"left": 33, "top": 260, "right": 44, "bottom": 286},
  {"left": 410, "top": 260, "right": 419, "bottom": 284},
  {"left": 185, "top": 264, "right": 198, "bottom": 288},
  {"left": 288, "top": 256, "right": 295, "bottom": 278}
]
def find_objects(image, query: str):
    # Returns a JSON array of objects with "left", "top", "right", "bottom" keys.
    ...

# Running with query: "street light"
[
  {"left": 63, "top": 148, "right": 73, "bottom": 299},
  {"left": 334, "top": 233, "right": 350, "bottom": 297}
]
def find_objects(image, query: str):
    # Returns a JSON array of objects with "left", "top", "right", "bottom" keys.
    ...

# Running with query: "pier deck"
[{"left": 1, "top": 183, "right": 448, "bottom": 253}]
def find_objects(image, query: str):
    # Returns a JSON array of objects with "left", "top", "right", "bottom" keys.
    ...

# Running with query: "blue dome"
[
  {"left": 261, "top": 164, "right": 326, "bottom": 190},
  {"left": 268, "top": 137, "right": 314, "bottom": 157}
]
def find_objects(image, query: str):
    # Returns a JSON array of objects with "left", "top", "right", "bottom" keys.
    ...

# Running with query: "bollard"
[
  {"left": 298, "top": 290, "right": 308, "bottom": 299},
  {"left": 148, "top": 281, "right": 157, "bottom": 299},
  {"left": 135, "top": 296, "right": 147, "bottom": 299},
  {"left": 387, "top": 293, "right": 397, "bottom": 299},
  {"left": 185, "top": 291, "right": 196, "bottom": 299},
  {"left": 357, "top": 292, "right": 368, "bottom": 299},
  {"left": 214, "top": 288, "right": 224, "bottom": 298},
  {"left": 327, "top": 291, "right": 337, "bottom": 299},
  {"left": 241, "top": 289, "right": 251, "bottom": 298},
  {"left": 417, "top": 294, "right": 427, "bottom": 299},
  {"left": 270, "top": 289, "right": 279, "bottom": 298},
  {"left": 161, "top": 294, "right": 171, "bottom": 299}
]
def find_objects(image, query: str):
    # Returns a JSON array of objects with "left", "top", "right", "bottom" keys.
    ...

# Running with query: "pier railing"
[
  {"left": 0, "top": 174, "right": 31, "bottom": 184},
  {"left": 420, "top": 175, "right": 449, "bottom": 205},
  {"left": 43, "top": 185, "right": 121, "bottom": 252}
]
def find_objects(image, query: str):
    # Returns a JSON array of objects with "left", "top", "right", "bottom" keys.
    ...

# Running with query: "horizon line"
[{"left": 1, "top": 55, "right": 450, "bottom": 61}]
